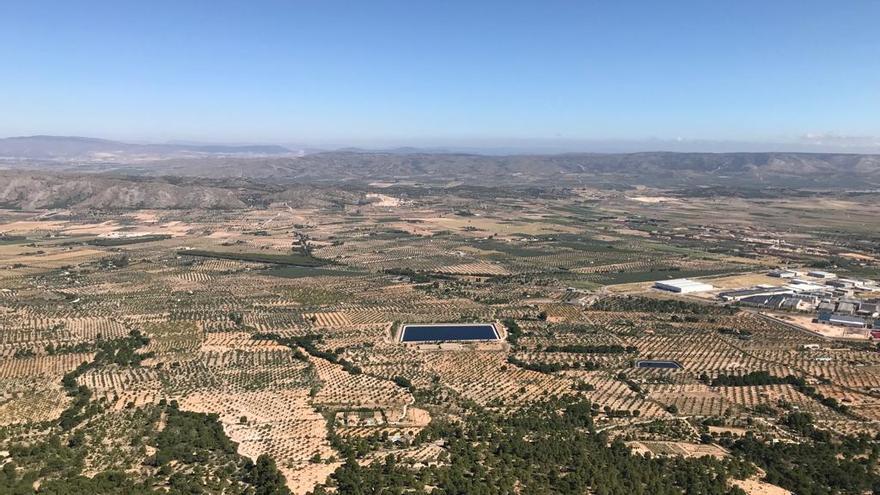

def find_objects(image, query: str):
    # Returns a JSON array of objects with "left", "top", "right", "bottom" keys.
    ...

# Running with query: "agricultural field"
[{"left": 0, "top": 185, "right": 878, "bottom": 494}]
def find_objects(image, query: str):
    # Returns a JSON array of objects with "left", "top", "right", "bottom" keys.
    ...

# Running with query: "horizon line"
[{"left": 2, "top": 133, "right": 880, "bottom": 156}]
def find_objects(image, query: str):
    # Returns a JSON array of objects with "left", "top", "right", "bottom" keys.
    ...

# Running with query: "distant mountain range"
[
  {"left": 0, "top": 135, "right": 292, "bottom": 159},
  {"left": 286, "top": 150, "right": 880, "bottom": 188},
  {"left": 1, "top": 136, "right": 879, "bottom": 191}
]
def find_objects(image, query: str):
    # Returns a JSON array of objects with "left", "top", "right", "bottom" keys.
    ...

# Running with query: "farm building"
[
  {"left": 816, "top": 312, "right": 867, "bottom": 328},
  {"left": 654, "top": 278, "right": 714, "bottom": 294}
]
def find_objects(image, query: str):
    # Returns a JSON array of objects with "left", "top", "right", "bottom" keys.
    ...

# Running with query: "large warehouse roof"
[{"left": 654, "top": 278, "right": 714, "bottom": 293}]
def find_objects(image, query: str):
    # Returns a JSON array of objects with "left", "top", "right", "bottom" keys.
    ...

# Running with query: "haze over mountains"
[
  {"left": 0, "top": 135, "right": 293, "bottom": 159},
  {"left": 1, "top": 135, "right": 879, "bottom": 210}
]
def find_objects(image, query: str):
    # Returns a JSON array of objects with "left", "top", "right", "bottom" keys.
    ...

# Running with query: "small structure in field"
[{"left": 635, "top": 359, "right": 683, "bottom": 369}]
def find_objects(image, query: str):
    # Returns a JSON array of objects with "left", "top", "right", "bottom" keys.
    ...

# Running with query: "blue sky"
[{"left": 1, "top": 1, "right": 878, "bottom": 151}]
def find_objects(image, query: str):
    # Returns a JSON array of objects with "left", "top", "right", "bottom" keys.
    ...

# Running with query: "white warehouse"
[{"left": 654, "top": 278, "right": 714, "bottom": 294}]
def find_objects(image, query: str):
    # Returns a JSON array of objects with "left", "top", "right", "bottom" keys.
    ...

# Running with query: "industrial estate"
[{"left": 656, "top": 271, "right": 880, "bottom": 332}]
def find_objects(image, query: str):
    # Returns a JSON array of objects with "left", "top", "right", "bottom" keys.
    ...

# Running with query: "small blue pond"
[
  {"left": 635, "top": 360, "right": 682, "bottom": 369},
  {"left": 401, "top": 324, "right": 498, "bottom": 342}
]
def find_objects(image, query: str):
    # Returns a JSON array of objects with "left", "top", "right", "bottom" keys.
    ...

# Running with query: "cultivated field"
[{"left": 0, "top": 185, "right": 877, "bottom": 494}]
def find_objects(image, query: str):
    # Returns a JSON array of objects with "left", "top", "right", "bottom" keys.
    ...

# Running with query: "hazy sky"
[{"left": 1, "top": 1, "right": 879, "bottom": 151}]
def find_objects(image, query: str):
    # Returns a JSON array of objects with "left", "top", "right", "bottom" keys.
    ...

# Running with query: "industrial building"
[
  {"left": 718, "top": 286, "right": 792, "bottom": 302},
  {"left": 789, "top": 279, "right": 828, "bottom": 289},
  {"left": 817, "top": 301, "right": 836, "bottom": 312},
  {"left": 654, "top": 278, "right": 714, "bottom": 294},
  {"left": 836, "top": 301, "right": 858, "bottom": 315},
  {"left": 857, "top": 303, "right": 879, "bottom": 318},
  {"left": 768, "top": 269, "right": 798, "bottom": 278},
  {"left": 816, "top": 312, "right": 868, "bottom": 328},
  {"left": 734, "top": 294, "right": 817, "bottom": 311},
  {"left": 786, "top": 281, "right": 832, "bottom": 295},
  {"left": 827, "top": 279, "right": 856, "bottom": 289},
  {"left": 807, "top": 270, "right": 837, "bottom": 279}
]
